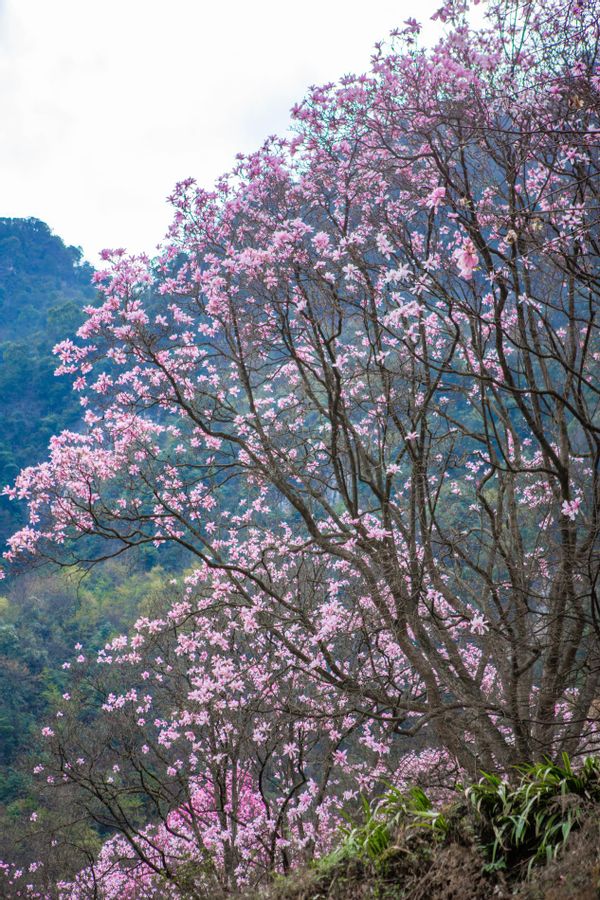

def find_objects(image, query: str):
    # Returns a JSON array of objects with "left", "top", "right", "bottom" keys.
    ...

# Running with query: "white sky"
[{"left": 0, "top": 0, "right": 444, "bottom": 264}]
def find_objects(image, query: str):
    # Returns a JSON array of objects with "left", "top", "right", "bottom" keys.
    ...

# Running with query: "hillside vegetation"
[
  {"left": 244, "top": 757, "right": 600, "bottom": 899},
  {"left": 0, "top": 218, "right": 94, "bottom": 542}
]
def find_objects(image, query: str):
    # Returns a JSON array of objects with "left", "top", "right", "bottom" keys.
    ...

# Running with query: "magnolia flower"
[
  {"left": 426, "top": 186, "right": 446, "bottom": 211},
  {"left": 561, "top": 497, "right": 582, "bottom": 520},
  {"left": 312, "top": 231, "right": 330, "bottom": 252},
  {"left": 455, "top": 238, "right": 478, "bottom": 280},
  {"left": 470, "top": 613, "right": 489, "bottom": 635}
]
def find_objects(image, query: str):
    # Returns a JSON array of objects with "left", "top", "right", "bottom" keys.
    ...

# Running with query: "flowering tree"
[
  {"left": 3, "top": 0, "right": 600, "bottom": 889},
  {"left": 32, "top": 578, "right": 373, "bottom": 897},
  {"left": 14, "top": 570, "right": 454, "bottom": 899}
]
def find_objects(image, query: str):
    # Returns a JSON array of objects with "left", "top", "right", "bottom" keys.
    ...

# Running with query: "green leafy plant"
[
  {"left": 466, "top": 754, "right": 600, "bottom": 875},
  {"left": 330, "top": 785, "right": 449, "bottom": 867}
]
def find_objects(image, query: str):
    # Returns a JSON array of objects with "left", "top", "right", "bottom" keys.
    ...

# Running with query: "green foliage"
[
  {"left": 326, "top": 785, "right": 449, "bottom": 868},
  {"left": 466, "top": 754, "right": 600, "bottom": 875},
  {"left": 317, "top": 756, "right": 600, "bottom": 886},
  {"left": 0, "top": 559, "right": 179, "bottom": 878},
  {"left": 0, "top": 218, "right": 96, "bottom": 543},
  {"left": 0, "top": 562, "right": 169, "bottom": 802},
  {"left": 0, "top": 218, "right": 93, "bottom": 340}
]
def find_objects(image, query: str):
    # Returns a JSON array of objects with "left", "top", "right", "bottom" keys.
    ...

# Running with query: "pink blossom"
[
  {"left": 470, "top": 614, "right": 489, "bottom": 635},
  {"left": 454, "top": 238, "right": 478, "bottom": 280},
  {"left": 561, "top": 497, "right": 582, "bottom": 520},
  {"left": 426, "top": 186, "right": 446, "bottom": 211}
]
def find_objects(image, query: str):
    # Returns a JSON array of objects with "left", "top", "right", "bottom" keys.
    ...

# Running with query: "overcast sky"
[{"left": 0, "top": 0, "right": 444, "bottom": 264}]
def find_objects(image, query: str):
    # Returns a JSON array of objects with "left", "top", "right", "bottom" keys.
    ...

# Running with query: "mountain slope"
[{"left": 0, "top": 218, "right": 95, "bottom": 541}]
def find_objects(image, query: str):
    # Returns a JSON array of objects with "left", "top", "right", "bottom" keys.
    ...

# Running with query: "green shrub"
[
  {"left": 466, "top": 753, "right": 600, "bottom": 875},
  {"left": 327, "top": 785, "right": 449, "bottom": 868}
]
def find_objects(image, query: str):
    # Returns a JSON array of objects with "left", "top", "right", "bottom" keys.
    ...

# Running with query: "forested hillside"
[
  {"left": 0, "top": 221, "right": 172, "bottom": 861},
  {"left": 0, "top": 218, "right": 95, "bottom": 542}
]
